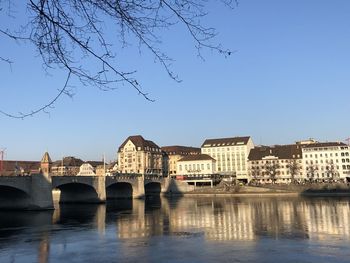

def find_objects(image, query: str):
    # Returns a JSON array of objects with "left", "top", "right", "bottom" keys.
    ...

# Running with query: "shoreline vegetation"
[{"left": 182, "top": 183, "right": 350, "bottom": 197}]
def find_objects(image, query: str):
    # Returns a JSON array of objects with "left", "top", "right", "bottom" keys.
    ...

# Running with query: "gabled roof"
[
  {"left": 84, "top": 161, "right": 105, "bottom": 168},
  {"left": 201, "top": 136, "right": 251, "bottom": 147},
  {"left": 178, "top": 154, "right": 215, "bottom": 162},
  {"left": 52, "top": 156, "right": 84, "bottom": 167},
  {"left": 248, "top": 144, "right": 302, "bottom": 161},
  {"left": 161, "top": 146, "right": 200, "bottom": 155},
  {"left": 118, "top": 135, "right": 160, "bottom": 152},
  {"left": 41, "top": 152, "right": 52, "bottom": 163}
]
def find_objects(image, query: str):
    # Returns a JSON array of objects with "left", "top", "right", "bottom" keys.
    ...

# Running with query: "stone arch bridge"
[{"left": 0, "top": 174, "right": 193, "bottom": 209}]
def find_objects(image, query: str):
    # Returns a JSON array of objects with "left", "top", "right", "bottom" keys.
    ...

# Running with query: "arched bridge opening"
[
  {"left": 145, "top": 182, "right": 161, "bottom": 196},
  {"left": 55, "top": 183, "right": 100, "bottom": 203},
  {"left": 106, "top": 182, "right": 133, "bottom": 199},
  {"left": 0, "top": 186, "right": 31, "bottom": 210}
]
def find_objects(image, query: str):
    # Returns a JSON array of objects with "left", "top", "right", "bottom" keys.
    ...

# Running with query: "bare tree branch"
[
  {"left": 0, "top": 70, "right": 72, "bottom": 119},
  {"left": 0, "top": 0, "right": 235, "bottom": 118}
]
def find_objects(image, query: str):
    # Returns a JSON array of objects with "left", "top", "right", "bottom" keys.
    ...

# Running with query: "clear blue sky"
[{"left": 1, "top": 0, "right": 350, "bottom": 162}]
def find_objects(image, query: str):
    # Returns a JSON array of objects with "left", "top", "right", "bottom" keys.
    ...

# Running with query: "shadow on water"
[
  {"left": 145, "top": 195, "right": 161, "bottom": 210},
  {"left": 54, "top": 204, "right": 100, "bottom": 226},
  {"left": 0, "top": 210, "right": 53, "bottom": 248}
]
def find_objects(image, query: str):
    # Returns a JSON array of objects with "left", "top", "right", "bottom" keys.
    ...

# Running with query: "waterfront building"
[
  {"left": 117, "top": 135, "right": 162, "bottom": 175},
  {"left": 302, "top": 142, "right": 350, "bottom": 182},
  {"left": 0, "top": 152, "right": 51, "bottom": 176},
  {"left": 161, "top": 146, "right": 200, "bottom": 177},
  {"left": 77, "top": 161, "right": 105, "bottom": 176},
  {"left": 0, "top": 160, "right": 40, "bottom": 176},
  {"left": 201, "top": 136, "right": 254, "bottom": 182},
  {"left": 176, "top": 154, "right": 216, "bottom": 176},
  {"left": 248, "top": 144, "right": 303, "bottom": 184},
  {"left": 51, "top": 156, "right": 84, "bottom": 176}
]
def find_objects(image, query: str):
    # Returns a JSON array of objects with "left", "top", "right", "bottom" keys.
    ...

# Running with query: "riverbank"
[{"left": 183, "top": 184, "right": 350, "bottom": 197}]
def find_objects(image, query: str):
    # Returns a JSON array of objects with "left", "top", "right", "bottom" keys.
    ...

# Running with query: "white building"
[
  {"left": 77, "top": 161, "right": 105, "bottom": 176},
  {"left": 302, "top": 142, "right": 350, "bottom": 182},
  {"left": 248, "top": 144, "right": 303, "bottom": 184},
  {"left": 201, "top": 136, "right": 254, "bottom": 182},
  {"left": 176, "top": 154, "right": 216, "bottom": 176}
]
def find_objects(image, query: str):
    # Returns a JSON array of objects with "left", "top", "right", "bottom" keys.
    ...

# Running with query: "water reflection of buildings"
[
  {"left": 116, "top": 199, "right": 165, "bottom": 239},
  {"left": 300, "top": 199, "right": 350, "bottom": 240},
  {"left": 168, "top": 199, "right": 256, "bottom": 241},
  {"left": 115, "top": 198, "right": 256, "bottom": 241},
  {"left": 114, "top": 197, "right": 350, "bottom": 242}
]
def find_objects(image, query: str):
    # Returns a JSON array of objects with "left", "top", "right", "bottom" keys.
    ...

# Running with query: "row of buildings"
[
  {"left": 1, "top": 135, "right": 350, "bottom": 184},
  {"left": 0, "top": 154, "right": 116, "bottom": 177},
  {"left": 117, "top": 135, "right": 350, "bottom": 184}
]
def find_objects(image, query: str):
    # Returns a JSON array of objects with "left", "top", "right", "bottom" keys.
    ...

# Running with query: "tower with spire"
[{"left": 40, "top": 152, "right": 52, "bottom": 176}]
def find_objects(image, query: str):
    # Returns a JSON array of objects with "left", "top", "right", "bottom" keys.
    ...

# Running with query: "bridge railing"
[
  {"left": 144, "top": 174, "right": 165, "bottom": 180},
  {"left": 109, "top": 173, "right": 142, "bottom": 180}
]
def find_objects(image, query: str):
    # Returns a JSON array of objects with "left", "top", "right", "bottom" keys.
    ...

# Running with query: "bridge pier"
[
  {"left": 0, "top": 174, "right": 54, "bottom": 210},
  {"left": 132, "top": 176, "right": 145, "bottom": 199},
  {"left": 94, "top": 176, "right": 106, "bottom": 202},
  {"left": 30, "top": 173, "right": 54, "bottom": 210}
]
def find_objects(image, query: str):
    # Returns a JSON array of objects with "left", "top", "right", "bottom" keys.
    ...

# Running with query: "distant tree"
[
  {"left": 326, "top": 163, "right": 339, "bottom": 181},
  {"left": 306, "top": 163, "right": 318, "bottom": 182},
  {"left": 248, "top": 163, "right": 260, "bottom": 183},
  {"left": 287, "top": 159, "right": 302, "bottom": 184},
  {"left": 264, "top": 160, "right": 280, "bottom": 184},
  {"left": 0, "top": 0, "right": 236, "bottom": 118}
]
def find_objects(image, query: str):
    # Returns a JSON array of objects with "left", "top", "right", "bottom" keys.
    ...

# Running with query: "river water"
[{"left": 0, "top": 196, "right": 349, "bottom": 263}]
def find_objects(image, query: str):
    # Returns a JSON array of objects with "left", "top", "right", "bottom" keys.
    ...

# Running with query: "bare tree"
[
  {"left": 264, "top": 160, "right": 280, "bottom": 184},
  {"left": 326, "top": 163, "right": 339, "bottom": 182},
  {"left": 248, "top": 163, "right": 260, "bottom": 184},
  {"left": 287, "top": 159, "right": 301, "bottom": 184},
  {"left": 306, "top": 163, "right": 318, "bottom": 182},
  {"left": 0, "top": 0, "right": 236, "bottom": 118}
]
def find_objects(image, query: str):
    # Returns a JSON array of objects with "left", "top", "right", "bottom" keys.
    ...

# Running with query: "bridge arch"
[
  {"left": 144, "top": 182, "right": 161, "bottom": 196},
  {"left": 0, "top": 185, "right": 32, "bottom": 209},
  {"left": 54, "top": 182, "right": 100, "bottom": 203},
  {"left": 106, "top": 182, "right": 133, "bottom": 199}
]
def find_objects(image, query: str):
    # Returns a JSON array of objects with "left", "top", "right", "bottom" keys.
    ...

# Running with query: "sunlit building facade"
[
  {"left": 201, "top": 136, "right": 254, "bottom": 182},
  {"left": 302, "top": 142, "right": 350, "bottom": 181},
  {"left": 161, "top": 146, "right": 200, "bottom": 177},
  {"left": 117, "top": 135, "right": 162, "bottom": 175}
]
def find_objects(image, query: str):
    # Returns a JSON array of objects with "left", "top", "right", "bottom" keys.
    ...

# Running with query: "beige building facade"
[
  {"left": 201, "top": 136, "right": 254, "bottom": 181},
  {"left": 51, "top": 156, "right": 84, "bottom": 176},
  {"left": 162, "top": 146, "right": 200, "bottom": 177},
  {"left": 117, "top": 135, "right": 162, "bottom": 175}
]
